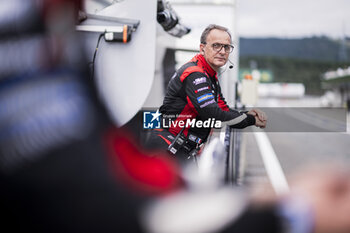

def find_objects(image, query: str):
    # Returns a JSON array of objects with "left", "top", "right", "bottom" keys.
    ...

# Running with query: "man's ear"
[{"left": 200, "top": 44, "right": 205, "bottom": 55}]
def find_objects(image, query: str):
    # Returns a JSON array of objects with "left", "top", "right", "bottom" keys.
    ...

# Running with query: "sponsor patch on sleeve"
[
  {"left": 200, "top": 99, "right": 216, "bottom": 108},
  {"left": 194, "top": 86, "right": 210, "bottom": 93},
  {"left": 197, "top": 93, "right": 214, "bottom": 103},
  {"left": 193, "top": 77, "right": 207, "bottom": 85}
]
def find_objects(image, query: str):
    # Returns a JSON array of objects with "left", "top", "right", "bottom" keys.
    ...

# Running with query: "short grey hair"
[{"left": 200, "top": 24, "right": 232, "bottom": 44}]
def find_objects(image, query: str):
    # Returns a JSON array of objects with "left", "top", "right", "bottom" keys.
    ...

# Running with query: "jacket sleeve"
[{"left": 184, "top": 72, "right": 255, "bottom": 128}]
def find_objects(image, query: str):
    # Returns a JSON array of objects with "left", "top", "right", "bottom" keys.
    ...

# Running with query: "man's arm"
[
  {"left": 216, "top": 82, "right": 267, "bottom": 128},
  {"left": 184, "top": 72, "right": 256, "bottom": 128}
]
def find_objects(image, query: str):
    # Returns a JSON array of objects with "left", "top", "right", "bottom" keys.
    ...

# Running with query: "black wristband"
[{"left": 246, "top": 114, "right": 256, "bottom": 126}]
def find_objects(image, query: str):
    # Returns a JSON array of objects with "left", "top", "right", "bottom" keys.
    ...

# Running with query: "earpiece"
[{"left": 228, "top": 59, "right": 234, "bottom": 69}]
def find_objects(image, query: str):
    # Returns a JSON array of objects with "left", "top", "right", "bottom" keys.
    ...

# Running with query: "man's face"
[{"left": 200, "top": 29, "right": 231, "bottom": 71}]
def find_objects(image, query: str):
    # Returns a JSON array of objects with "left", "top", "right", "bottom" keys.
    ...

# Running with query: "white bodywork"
[{"left": 82, "top": 0, "right": 157, "bottom": 126}]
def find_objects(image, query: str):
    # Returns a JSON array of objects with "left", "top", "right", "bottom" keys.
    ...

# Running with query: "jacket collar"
[{"left": 195, "top": 54, "right": 217, "bottom": 78}]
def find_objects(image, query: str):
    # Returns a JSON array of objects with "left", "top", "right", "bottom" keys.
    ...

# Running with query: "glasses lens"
[
  {"left": 212, "top": 43, "right": 233, "bottom": 53},
  {"left": 224, "top": 45, "right": 234, "bottom": 53},
  {"left": 212, "top": 43, "right": 221, "bottom": 51}
]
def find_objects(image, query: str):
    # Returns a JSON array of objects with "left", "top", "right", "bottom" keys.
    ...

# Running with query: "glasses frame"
[{"left": 203, "top": 42, "right": 234, "bottom": 53}]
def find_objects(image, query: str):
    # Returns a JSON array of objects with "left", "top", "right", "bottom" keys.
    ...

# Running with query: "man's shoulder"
[{"left": 178, "top": 62, "right": 207, "bottom": 82}]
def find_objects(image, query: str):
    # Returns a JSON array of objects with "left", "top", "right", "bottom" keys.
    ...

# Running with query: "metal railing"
[{"left": 224, "top": 126, "right": 242, "bottom": 185}]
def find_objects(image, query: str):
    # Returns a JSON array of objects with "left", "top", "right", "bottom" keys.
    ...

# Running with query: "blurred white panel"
[
  {"left": 241, "top": 79, "right": 258, "bottom": 105},
  {"left": 258, "top": 83, "right": 305, "bottom": 98}
]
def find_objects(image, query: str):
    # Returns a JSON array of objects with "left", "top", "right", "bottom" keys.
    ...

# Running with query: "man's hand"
[
  {"left": 247, "top": 108, "right": 267, "bottom": 128},
  {"left": 255, "top": 117, "right": 266, "bottom": 128}
]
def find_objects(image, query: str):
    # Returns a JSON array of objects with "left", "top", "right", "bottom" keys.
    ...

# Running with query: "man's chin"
[{"left": 215, "top": 62, "right": 226, "bottom": 68}]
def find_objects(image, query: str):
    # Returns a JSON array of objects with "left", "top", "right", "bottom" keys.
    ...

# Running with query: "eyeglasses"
[{"left": 204, "top": 43, "right": 234, "bottom": 53}]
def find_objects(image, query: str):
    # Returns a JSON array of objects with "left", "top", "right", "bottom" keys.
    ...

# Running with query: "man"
[{"left": 147, "top": 24, "right": 266, "bottom": 161}]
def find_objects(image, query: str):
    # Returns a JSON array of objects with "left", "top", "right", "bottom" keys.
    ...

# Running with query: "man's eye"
[{"left": 213, "top": 43, "right": 221, "bottom": 48}]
